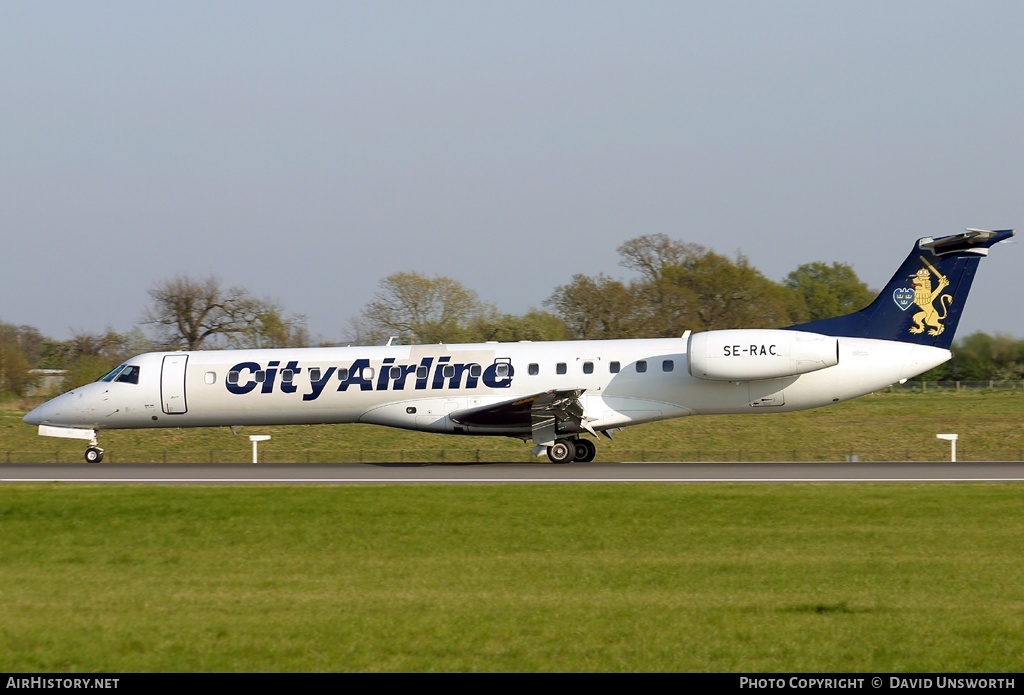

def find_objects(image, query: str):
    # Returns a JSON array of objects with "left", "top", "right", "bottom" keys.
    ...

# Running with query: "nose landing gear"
[{"left": 31, "top": 425, "right": 107, "bottom": 463}]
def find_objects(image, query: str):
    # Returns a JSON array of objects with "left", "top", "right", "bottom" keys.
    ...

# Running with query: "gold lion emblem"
[{"left": 909, "top": 257, "right": 953, "bottom": 336}]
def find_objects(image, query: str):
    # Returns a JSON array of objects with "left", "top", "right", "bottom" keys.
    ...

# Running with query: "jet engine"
[{"left": 688, "top": 329, "right": 839, "bottom": 381}]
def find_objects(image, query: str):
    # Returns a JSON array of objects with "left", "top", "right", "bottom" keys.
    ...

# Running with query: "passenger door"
[{"left": 161, "top": 354, "right": 188, "bottom": 414}]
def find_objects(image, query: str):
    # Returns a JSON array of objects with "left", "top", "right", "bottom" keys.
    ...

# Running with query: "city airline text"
[{"left": 225, "top": 357, "right": 514, "bottom": 402}]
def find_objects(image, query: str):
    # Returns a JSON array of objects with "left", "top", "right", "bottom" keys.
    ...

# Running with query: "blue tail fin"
[{"left": 788, "top": 229, "right": 1014, "bottom": 349}]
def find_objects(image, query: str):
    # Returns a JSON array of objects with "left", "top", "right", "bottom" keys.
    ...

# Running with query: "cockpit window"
[
  {"left": 99, "top": 364, "right": 127, "bottom": 382},
  {"left": 115, "top": 365, "right": 140, "bottom": 384},
  {"left": 99, "top": 364, "right": 140, "bottom": 384}
]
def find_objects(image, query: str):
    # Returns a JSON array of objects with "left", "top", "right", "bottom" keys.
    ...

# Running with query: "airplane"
[{"left": 24, "top": 228, "right": 1014, "bottom": 464}]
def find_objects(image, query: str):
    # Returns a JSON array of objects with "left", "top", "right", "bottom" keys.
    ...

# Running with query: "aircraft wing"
[{"left": 449, "top": 389, "right": 592, "bottom": 444}]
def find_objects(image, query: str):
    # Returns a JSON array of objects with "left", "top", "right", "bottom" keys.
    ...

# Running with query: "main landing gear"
[{"left": 546, "top": 437, "right": 596, "bottom": 464}]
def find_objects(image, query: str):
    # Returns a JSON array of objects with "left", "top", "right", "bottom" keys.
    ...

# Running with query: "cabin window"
[
  {"left": 309, "top": 368, "right": 321, "bottom": 381},
  {"left": 610, "top": 361, "right": 620, "bottom": 374},
  {"left": 416, "top": 365, "right": 428, "bottom": 379},
  {"left": 556, "top": 363, "right": 567, "bottom": 375},
  {"left": 337, "top": 367, "right": 349, "bottom": 381},
  {"left": 662, "top": 359, "right": 674, "bottom": 372},
  {"left": 529, "top": 363, "right": 539, "bottom": 376},
  {"left": 583, "top": 362, "right": 594, "bottom": 374},
  {"left": 390, "top": 366, "right": 402, "bottom": 380},
  {"left": 280, "top": 369, "right": 293, "bottom": 382},
  {"left": 205, "top": 371, "right": 217, "bottom": 385},
  {"left": 493, "top": 361, "right": 511, "bottom": 377},
  {"left": 363, "top": 367, "right": 375, "bottom": 380},
  {"left": 470, "top": 364, "right": 482, "bottom": 378},
  {"left": 442, "top": 364, "right": 455, "bottom": 378},
  {"left": 255, "top": 371, "right": 266, "bottom": 383},
  {"left": 636, "top": 360, "right": 647, "bottom": 373},
  {"left": 228, "top": 371, "right": 239, "bottom": 385}
]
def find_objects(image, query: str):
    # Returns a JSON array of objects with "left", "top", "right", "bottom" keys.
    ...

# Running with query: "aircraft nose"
[
  {"left": 24, "top": 406, "right": 43, "bottom": 426},
  {"left": 23, "top": 393, "right": 69, "bottom": 426}
]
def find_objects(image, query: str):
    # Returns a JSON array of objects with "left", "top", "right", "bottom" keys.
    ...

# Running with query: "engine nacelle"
[{"left": 688, "top": 329, "right": 839, "bottom": 381}]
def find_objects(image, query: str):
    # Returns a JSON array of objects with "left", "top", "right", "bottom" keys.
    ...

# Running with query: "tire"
[
  {"left": 573, "top": 439, "right": 596, "bottom": 463},
  {"left": 547, "top": 439, "right": 575, "bottom": 464},
  {"left": 85, "top": 447, "right": 104, "bottom": 464}
]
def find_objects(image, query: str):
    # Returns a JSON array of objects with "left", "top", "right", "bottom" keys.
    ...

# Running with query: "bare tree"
[
  {"left": 143, "top": 275, "right": 306, "bottom": 350},
  {"left": 617, "top": 233, "right": 705, "bottom": 283}
]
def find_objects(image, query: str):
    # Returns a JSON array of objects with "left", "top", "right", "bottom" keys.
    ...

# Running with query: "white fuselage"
[{"left": 25, "top": 334, "right": 950, "bottom": 439}]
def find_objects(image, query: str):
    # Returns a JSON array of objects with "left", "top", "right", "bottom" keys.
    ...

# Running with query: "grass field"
[
  {"left": 3, "top": 389, "right": 1023, "bottom": 463},
  {"left": 2, "top": 483, "right": 1023, "bottom": 672},
  {"left": 3, "top": 389, "right": 1021, "bottom": 672}
]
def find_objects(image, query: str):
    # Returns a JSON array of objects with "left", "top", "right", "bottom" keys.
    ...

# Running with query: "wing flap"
[{"left": 449, "top": 389, "right": 589, "bottom": 444}]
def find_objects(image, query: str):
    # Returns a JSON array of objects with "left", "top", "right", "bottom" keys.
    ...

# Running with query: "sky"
[{"left": 2, "top": 1, "right": 1021, "bottom": 344}]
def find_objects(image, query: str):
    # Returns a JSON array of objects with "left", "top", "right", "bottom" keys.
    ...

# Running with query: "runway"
[{"left": 3, "top": 461, "right": 1024, "bottom": 483}]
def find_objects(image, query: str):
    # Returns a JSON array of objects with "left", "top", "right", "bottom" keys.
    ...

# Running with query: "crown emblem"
[{"left": 892, "top": 288, "right": 914, "bottom": 311}]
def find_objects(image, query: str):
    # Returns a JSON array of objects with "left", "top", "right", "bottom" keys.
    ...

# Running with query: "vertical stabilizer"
[{"left": 788, "top": 229, "right": 1014, "bottom": 349}]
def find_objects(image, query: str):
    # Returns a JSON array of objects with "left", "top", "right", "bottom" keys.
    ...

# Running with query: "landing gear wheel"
[
  {"left": 547, "top": 439, "right": 575, "bottom": 464},
  {"left": 85, "top": 447, "right": 104, "bottom": 464},
  {"left": 573, "top": 439, "right": 597, "bottom": 463}
]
